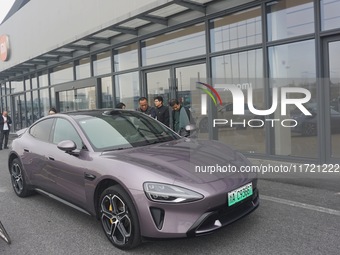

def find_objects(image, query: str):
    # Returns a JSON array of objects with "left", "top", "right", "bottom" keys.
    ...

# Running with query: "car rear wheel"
[
  {"left": 99, "top": 185, "right": 141, "bottom": 250},
  {"left": 10, "top": 158, "right": 33, "bottom": 197}
]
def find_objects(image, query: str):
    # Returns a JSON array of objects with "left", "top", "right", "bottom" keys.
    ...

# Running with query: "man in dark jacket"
[
  {"left": 0, "top": 110, "right": 12, "bottom": 150},
  {"left": 137, "top": 97, "right": 156, "bottom": 118},
  {"left": 154, "top": 96, "right": 169, "bottom": 127}
]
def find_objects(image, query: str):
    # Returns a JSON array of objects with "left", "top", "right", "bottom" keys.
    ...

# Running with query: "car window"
[
  {"left": 76, "top": 112, "right": 179, "bottom": 151},
  {"left": 78, "top": 117, "right": 131, "bottom": 149},
  {"left": 52, "top": 118, "right": 83, "bottom": 149},
  {"left": 29, "top": 118, "right": 54, "bottom": 142}
]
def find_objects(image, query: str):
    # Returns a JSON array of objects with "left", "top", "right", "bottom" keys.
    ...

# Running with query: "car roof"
[{"left": 59, "top": 109, "right": 135, "bottom": 118}]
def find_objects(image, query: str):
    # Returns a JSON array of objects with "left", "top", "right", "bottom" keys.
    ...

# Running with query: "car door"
[
  {"left": 23, "top": 118, "right": 59, "bottom": 192},
  {"left": 46, "top": 117, "right": 88, "bottom": 206}
]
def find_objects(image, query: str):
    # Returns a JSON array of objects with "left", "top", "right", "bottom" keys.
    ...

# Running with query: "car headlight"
[{"left": 143, "top": 182, "right": 203, "bottom": 203}]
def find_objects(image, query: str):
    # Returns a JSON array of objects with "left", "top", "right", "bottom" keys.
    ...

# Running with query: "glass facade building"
[{"left": 1, "top": 0, "right": 340, "bottom": 163}]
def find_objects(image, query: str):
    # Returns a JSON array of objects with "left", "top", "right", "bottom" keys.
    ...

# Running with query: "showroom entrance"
[
  {"left": 11, "top": 93, "right": 26, "bottom": 131},
  {"left": 144, "top": 62, "right": 206, "bottom": 133},
  {"left": 144, "top": 62, "right": 206, "bottom": 107},
  {"left": 54, "top": 78, "right": 98, "bottom": 113}
]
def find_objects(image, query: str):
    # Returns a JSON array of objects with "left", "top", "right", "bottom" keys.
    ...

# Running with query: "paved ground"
[{"left": 249, "top": 158, "right": 340, "bottom": 192}]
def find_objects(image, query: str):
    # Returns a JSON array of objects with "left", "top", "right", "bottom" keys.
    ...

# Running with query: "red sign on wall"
[{"left": 0, "top": 34, "right": 10, "bottom": 62}]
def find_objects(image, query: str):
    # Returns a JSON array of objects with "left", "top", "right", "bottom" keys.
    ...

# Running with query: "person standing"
[
  {"left": 169, "top": 99, "right": 194, "bottom": 136},
  {"left": 0, "top": 111, "right": 12, "bottom": 150},
  {"left": 137, "top": 97, "right": 156, "bottom": 118},
  {"left": 48, "top": 107, "right": 57, "bottom": 115},
  {"left": 115, "top": 102, "right": 126, "bottom": 109},
  {"left": 154, "top": 96, "right": 169, "bottom": 127}
]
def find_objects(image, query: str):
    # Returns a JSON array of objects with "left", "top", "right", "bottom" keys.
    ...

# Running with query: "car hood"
[{"left": 101, "top": 138, "right": 252, "bottom": 184}]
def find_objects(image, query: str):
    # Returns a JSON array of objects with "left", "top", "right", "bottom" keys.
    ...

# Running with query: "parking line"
[{"left": 261, "top": 195, "right": 340, "bottom": 216}]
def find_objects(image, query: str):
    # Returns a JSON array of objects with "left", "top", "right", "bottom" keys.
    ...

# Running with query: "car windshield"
[{"left": 76, "top": 111, "right": 180, "bottom": 151}]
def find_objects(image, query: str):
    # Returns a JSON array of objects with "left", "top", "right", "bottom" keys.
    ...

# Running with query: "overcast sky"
[{"left": 0, "top": 0, "right": 15, "bottom": 23}]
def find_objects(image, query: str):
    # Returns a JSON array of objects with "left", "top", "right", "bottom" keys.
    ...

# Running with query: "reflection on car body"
[{"left": 8, "top": 109, "right": 259, "bottom": 250}]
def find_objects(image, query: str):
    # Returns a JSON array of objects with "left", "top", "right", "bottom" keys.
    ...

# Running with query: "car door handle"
[
  {"left": 48, "top": 156, "right": 55, "bottom": 161},
  {"left": 24, "top": 149, "right": 29, "bottom": 152},
  {"left": 84, "top": 173, "right": 96, "bottom": 181}
]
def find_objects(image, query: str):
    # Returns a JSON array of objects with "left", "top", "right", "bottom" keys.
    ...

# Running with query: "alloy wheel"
[
  {"left": 11, "top": 162, "right": 24, "bottom": 194},
  {"left": 100, "top": 194, "right": 132, "bottom": 246}
]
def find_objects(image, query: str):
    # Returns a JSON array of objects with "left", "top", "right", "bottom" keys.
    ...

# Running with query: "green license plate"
[{"left": 228, "top": 183, "right": 253, "bottom": 206}]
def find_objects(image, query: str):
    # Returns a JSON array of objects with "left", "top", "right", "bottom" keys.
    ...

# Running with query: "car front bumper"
[
  {"left": 187, "top": 188, "right": 259, "bottom": 237},
  {"left": 132, "top": 182, "right": 259, "bottom": 239}
]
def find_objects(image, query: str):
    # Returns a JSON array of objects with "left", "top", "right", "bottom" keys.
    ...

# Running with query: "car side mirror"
[
  {"left": 185, "top": 124, "right": 196, "bottom": 132},
  {"left": 182, "top": 124, "right": 197, "bottom": 138},
  {"left": 57, "top": 140, "right": 77, "bottom": 153}
]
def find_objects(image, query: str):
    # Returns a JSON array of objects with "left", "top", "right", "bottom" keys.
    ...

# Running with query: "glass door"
[
  {"left": 146, "top": 69, "right": 171, "bottom": 106},
  {"left": 75, "top": 87, "right": 96, "bottom": 110},
  {"left": 324, "top": 38, "right": 340, "bottom": 160},
  {"left": 145, "top": 63, "right": 206, "bottom": 106},
  {"left": 59, "top": 90, "right": 76, "bottom": 112},
  {"left": 11, "top": 93, "right": 27, "bottom": 131},
  {"left": 58, "top": 86, "right": 96, "bottom": 112},
  {"left": 174, "top": 63, "right": 206, "bottom": 113},
  {"left": 144, "top": 62, "right": 206, "bottom": 136},
  {"left": 174, "top": 63, "right": 206, "bottom": 138}
]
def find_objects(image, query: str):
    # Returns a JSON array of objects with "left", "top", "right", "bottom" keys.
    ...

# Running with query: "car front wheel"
[
  {"left": 10, "top": 158, "right": 33, "bottom": 197},
  {"left": 99, "top": 185, "right": 141, "bottom": 250}
]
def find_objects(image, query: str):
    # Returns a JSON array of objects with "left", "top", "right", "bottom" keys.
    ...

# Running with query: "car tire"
[
  {"left": 302, "top": 122, "right": 317, "bottom": 136},
  {"left": 99, "top": 185, "right": 141, "bottom": 250},
  {"left": 199, "top": 117, "right": 208, "bottom": 133},
  {"left": 10, "top": 158, "right": 33, "bottom": 197}
]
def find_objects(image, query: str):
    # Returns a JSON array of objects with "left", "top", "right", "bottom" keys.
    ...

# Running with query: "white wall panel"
[{"left": 0, "top": 0, "right": 170, "bottom": 71}]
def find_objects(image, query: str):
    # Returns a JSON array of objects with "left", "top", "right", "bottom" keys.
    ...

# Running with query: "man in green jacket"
[{"left": 169, "top": 99, "right": 194, "bottom": 137}]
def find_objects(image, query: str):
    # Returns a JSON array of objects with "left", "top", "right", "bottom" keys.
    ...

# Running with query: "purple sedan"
[{"left": 8, "top": 109, "right": 259, "bottom": 249}]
